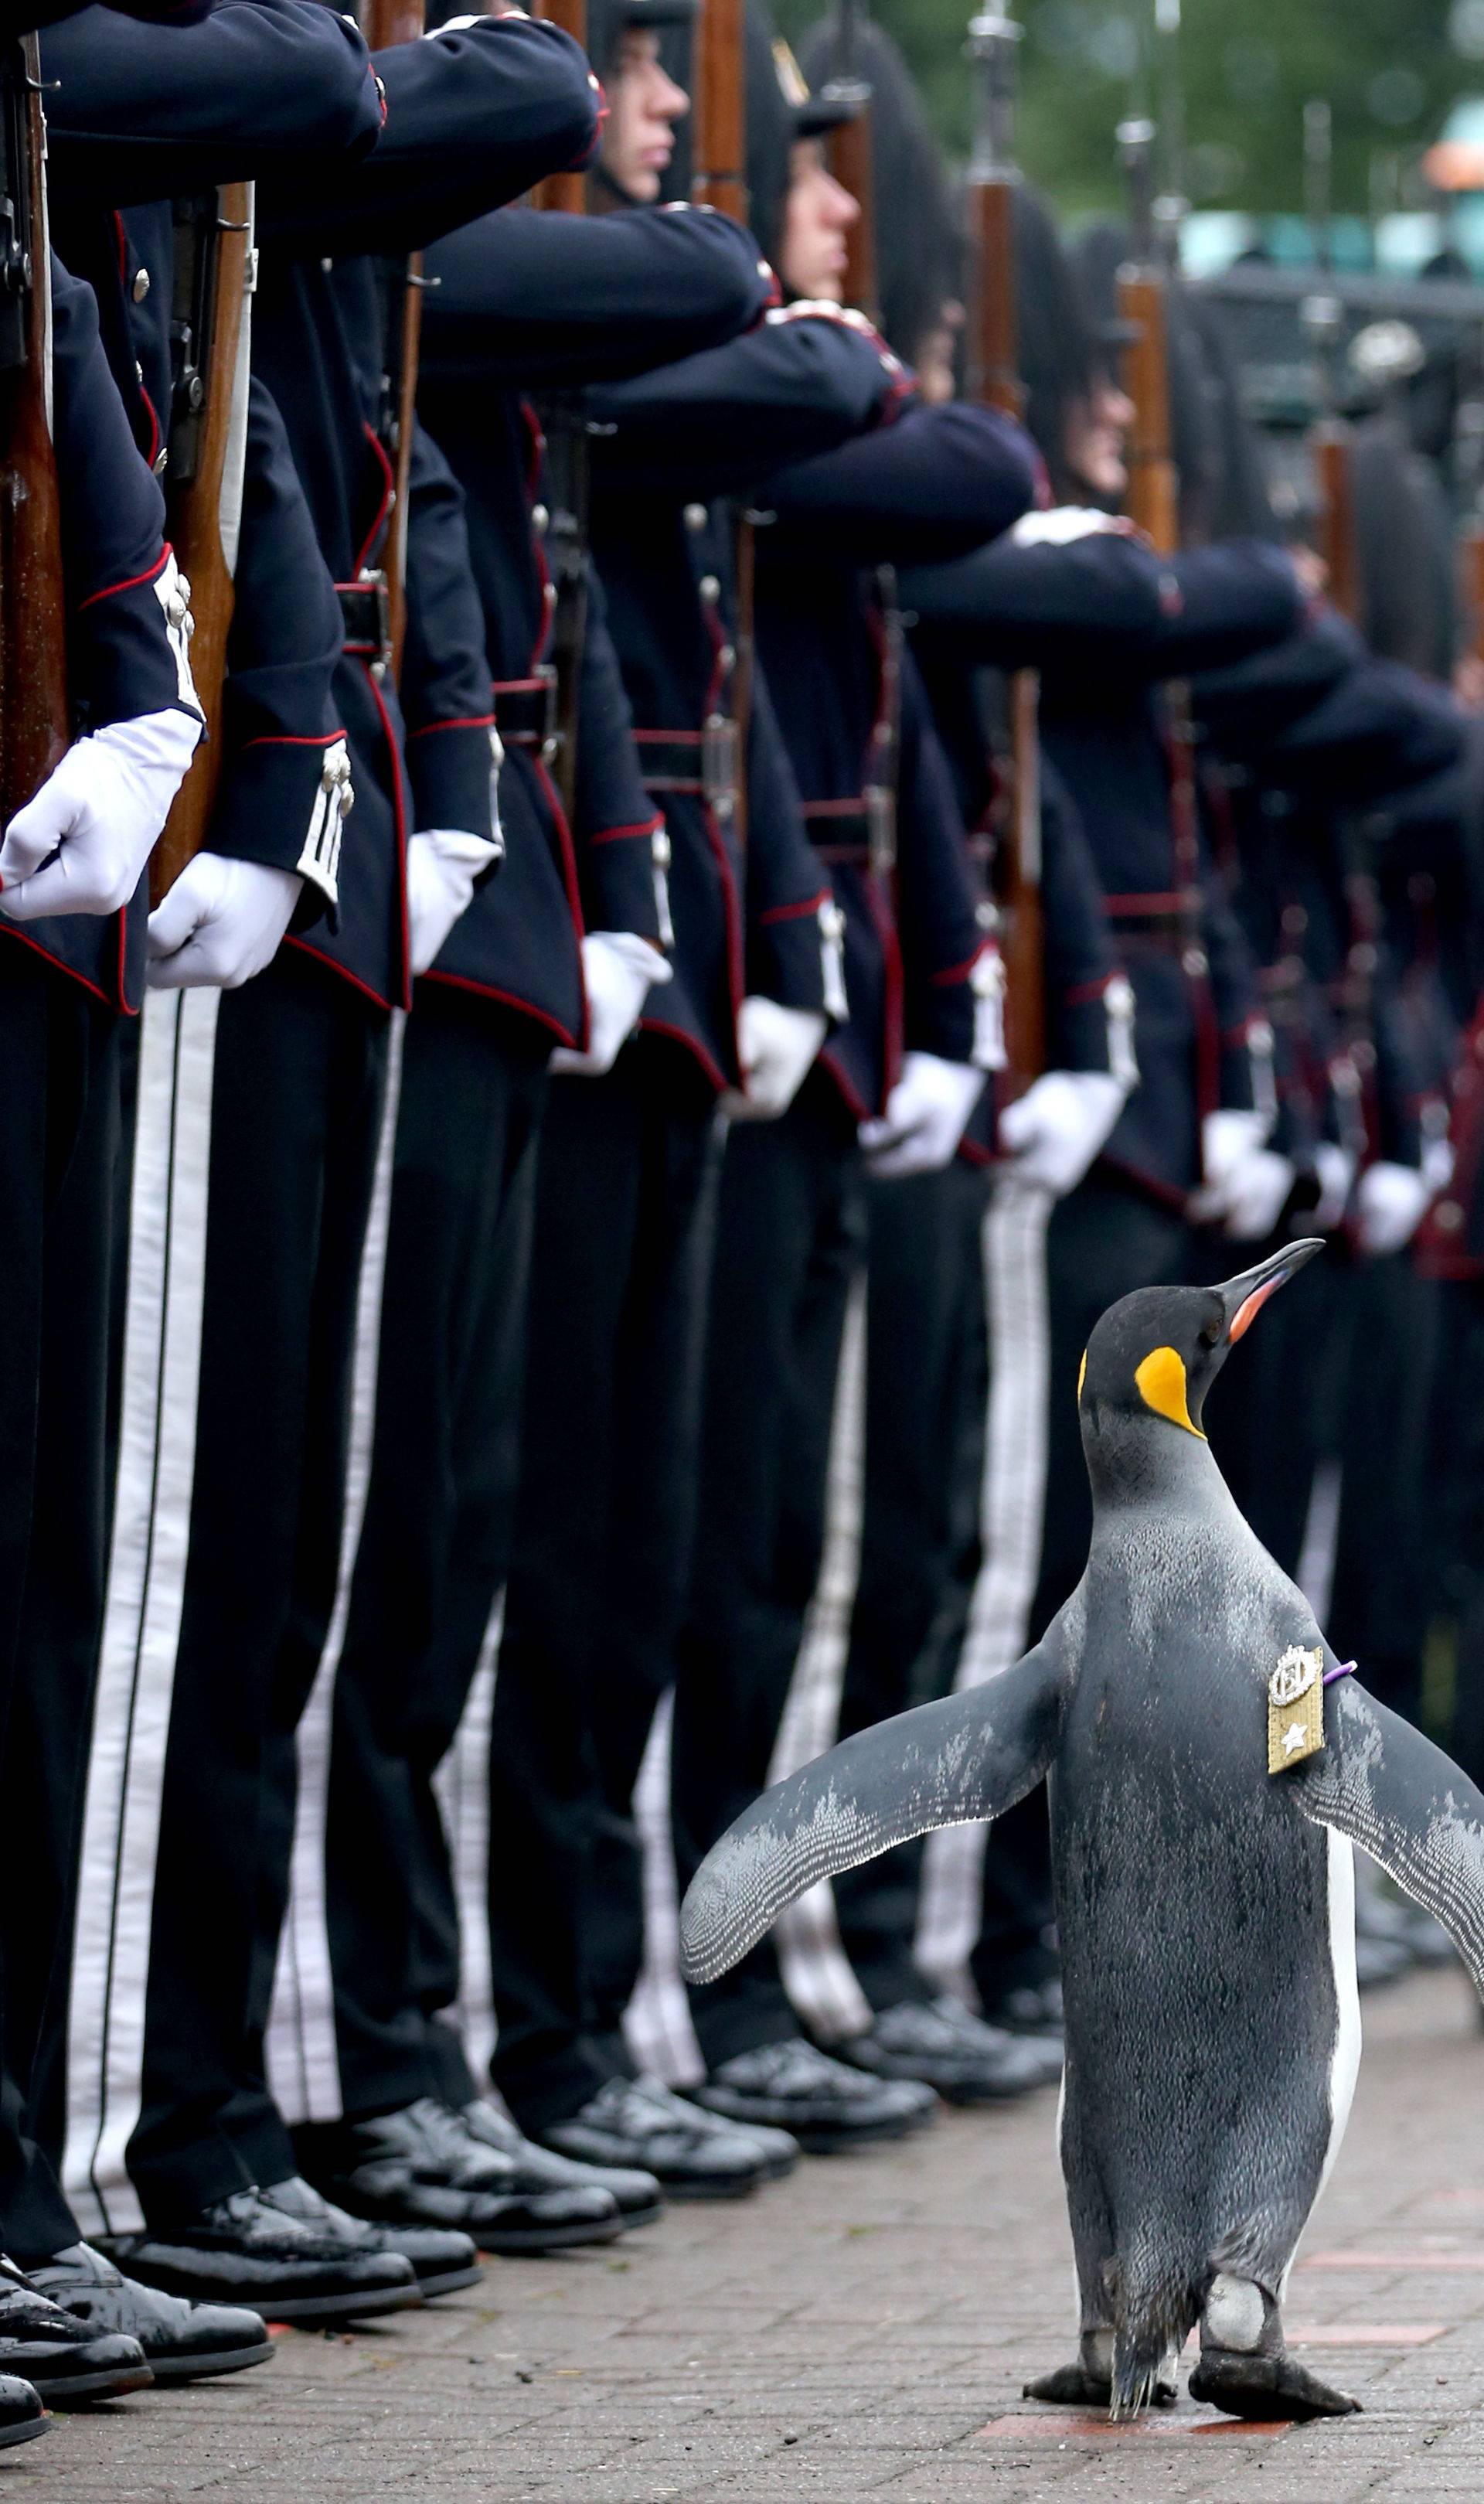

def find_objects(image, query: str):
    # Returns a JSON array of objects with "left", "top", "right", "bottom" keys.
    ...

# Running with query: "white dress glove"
[
  {"left": 407, "top": 827, "right": 502, "bottom": 978},
  {"left": 1356, "top": 1160, "right": 1434, "bottom": 1257},
  {"left": 147, "top": 854, "right": 302, "bottom": 991},
  {"left": 1189, "top": 1108, "right": 1273, "bottom": 1225},
  {"left": 550, "top": 929, "right": 672, "bottom": 1077},
  {"left": 1312, "top": 1141, "right": 1356, "bottom": 1232},
  {"left": 1009, "top": 507, "right": 1135, "bottom": 548},
  {"left": 720, "top": 997, "right": 827, "bottom": 1122},
  {"left": 0, "top": 708, "right": 201, "bottom": 921},
  {"left": 859, "top": 1051, "right": 986, "bottom": 1180},
  {"left": 1218, "top": 1148, "right": 1295, "bottom": 1242},
  {"left": 996, "top": 1069, "right": 1126, "bottom": 1197}
]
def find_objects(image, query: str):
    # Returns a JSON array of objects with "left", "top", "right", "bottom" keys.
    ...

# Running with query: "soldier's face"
[
  {"left": 779, "top": 140, "right": 857, "bottom": 302},
  {"left": 1063, "top": 376, "right": 1133, "bottom": 503},
  {"left": 601, "top": 29, "right": 689, "bottom": 203}
]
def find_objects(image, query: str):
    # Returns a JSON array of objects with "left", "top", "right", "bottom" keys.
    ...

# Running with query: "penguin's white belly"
[{"left": 1316, "top": 1832, "right": 1361, "bottom": 2201}]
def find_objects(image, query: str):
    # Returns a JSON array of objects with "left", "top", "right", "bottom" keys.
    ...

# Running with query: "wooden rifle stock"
[
  {"left": 0, "top": 36, "right": 69, "bottom": 831},
  {"left": 1116, "top": 265, "right": 1179, "bottom": 554},
  {"left": 691, "top": 0, "right": 746, "bottom": 222},
  {"left": 362, "top": 0, "right": 426, "bottom": 680},
  {"left": 965, "top": 5, "right": 1042, "bottom": 1095},
  {"left": 150, "top": 180, "right": 253, "bottom": 903},
  {"left": 1312, "top": 415, "right": 1358, "bottom": 623},
  {"left": 1465, "top": 513, "right": 1484, "bottom": 665},
  {"left": 531, "top": 0, "right": 588, "bottom": 212}
]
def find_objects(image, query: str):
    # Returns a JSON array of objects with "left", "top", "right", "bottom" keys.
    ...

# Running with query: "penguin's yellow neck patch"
[
  {"left": 1134, "top": 1344, "right": 1206, "bottom": 1439},
  {"left": 1077, "top": 1351, "right": 1087, "bottom": 1402}
]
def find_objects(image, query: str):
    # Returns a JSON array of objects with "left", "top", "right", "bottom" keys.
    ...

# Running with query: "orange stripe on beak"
[{"left": 1229, "top": 1274, "right": 1285, "bottom": 1343}]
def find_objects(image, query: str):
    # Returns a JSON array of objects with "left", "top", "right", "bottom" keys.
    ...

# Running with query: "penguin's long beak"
[{"left": 1217, "top": 1237, "right": 1325, "bottom": 1344}]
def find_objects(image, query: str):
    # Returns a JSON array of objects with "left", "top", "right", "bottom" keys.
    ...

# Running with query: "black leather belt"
[
  {"left": 633, "top": 730, "right": 706, "bottom": 796},
  {"left": 492, "top": 670, "right": 558, "bottom": 755},
  {"left": 337, "top": 573, "right": 392, "bottom": 670}
]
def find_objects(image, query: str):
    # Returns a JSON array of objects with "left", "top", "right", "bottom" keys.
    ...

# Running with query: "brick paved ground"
[{"left": 27, "top": 1966, "right": 1484, "bottom": 2502}]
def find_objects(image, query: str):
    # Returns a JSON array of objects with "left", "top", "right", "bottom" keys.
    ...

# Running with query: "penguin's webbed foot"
[
  {"left": 1189, "top": 2348, "right": 1362, "bottom": 2422},
  {"left": 1023, "top": 2361, "right": 1110, "bottom": 2407}
]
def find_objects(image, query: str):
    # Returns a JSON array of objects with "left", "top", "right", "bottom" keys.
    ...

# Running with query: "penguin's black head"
[{"left": 1077, "top": 1240, "right": 1324, "bottom": 1467}]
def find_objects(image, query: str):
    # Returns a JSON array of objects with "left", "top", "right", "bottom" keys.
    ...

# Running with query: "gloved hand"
[
  {"left": 1356, "top": 1160, "right": 1434, "bottom": 1257},
  {"left": 147, "top": 854, "right": 302, "bottom": 991},
  {"left": 407, "top": 827, "right": 502, "bottom": 978},
  {"left": 550, "top": 929, "right": 671, "bottom": 1076},
  {"left": 997, "top": 1069, "right": 1126, "bottom": 1197},
  {"left": 1312, "top": 1141, "right": 1356, "bottom": 1232},
  {"left": 859, "top": 1051, "right": 985, "bottom": 1180},
  {"left": 1189, "top": 1108, "right": 1273, "bottom": 1226},
  {"left": 1219, "top": 1147, "right": 1295, "bottom": 1241},
  {"left": 0, "top": 707, "right": 201, "bottom": 921},
  {"left": 1010, "top": 506, "right": 1135, "bottom": 549},
  {"left": 720, "top": 997, "right": 827, "bottom": 1122}
]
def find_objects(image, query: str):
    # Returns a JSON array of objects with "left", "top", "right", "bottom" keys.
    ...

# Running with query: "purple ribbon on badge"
[{"left": 1322, "top": 1660, "right": 1357, "bottom": 1687}]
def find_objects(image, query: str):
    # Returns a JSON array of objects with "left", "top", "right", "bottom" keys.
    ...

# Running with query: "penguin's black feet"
[
  {"left": 1189, "top": 2348, "right": 1362, "bottom": 2421},
  {"left": 1023, "top": 2360, "right": 1110, "bottom": 2406}
]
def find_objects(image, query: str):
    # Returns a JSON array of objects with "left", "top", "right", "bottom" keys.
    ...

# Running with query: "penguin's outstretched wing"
[
  {"left": 1293, "top": 1678, "right": 1484, "bottom": 1997},
  {"left": 679, "top": 1635, "right": 1069, "bottom": 1985}
]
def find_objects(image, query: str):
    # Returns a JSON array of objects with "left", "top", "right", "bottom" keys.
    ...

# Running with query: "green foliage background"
[{"left": 773, "top": 0, "right": 1480, "bottom": 217}]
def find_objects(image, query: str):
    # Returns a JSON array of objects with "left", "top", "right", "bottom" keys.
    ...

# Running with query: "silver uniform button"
[
  {"left": 684, "top": 503, "right": 707, "bottom": 533},
  {"left": 531, "top": 503, "right": 550, "bottom": 534},
  {"left": 131, "top": 267, "right": 151, "bottom": 304}
]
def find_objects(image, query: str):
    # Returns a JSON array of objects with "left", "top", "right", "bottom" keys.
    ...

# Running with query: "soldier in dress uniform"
[
  {"left": 260, "top": 31, "right": 800, "bottom": 2207},
  {"left": 53, "top": 1, "right": 610, "bottom": 2315},
  {"left": 666, "top": 9, "right": 1041, "bottom": 2147}
]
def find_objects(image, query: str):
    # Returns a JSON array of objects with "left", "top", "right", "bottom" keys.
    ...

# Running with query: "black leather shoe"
[
  {"left": 836, "top": 1996, "right": 1062, "bottom": 2104},
  {"left": 0, "top": 2377, "right": 44, "bottom": 2450},
  {"left": 0, "top": 2257, "right": 151, "bottom": 2403},
  {"left": 689, "top": 2038, "right": 938, "bottom": 2152},
  {"left": 95, "top": 2186, "right": 420, "bottom": 2324},
  {"left": 979, "top": 1977, "right": 1064, "bottom": 2037},
  {"left": 256, "top": 2177, "right": 481, "bottom": 2296},
  {"left": 458, "top": 2097, "right": 666, "bottom": 2229},
  {"left": 295, "top": 2102, "right": 623, "bottom": 2255},
  {"left": 28, "top": 2243, "right": 272, "bottom": 2383},
  {"left": 538, "top": 2076, "right": 767, "bottom": 2199}
]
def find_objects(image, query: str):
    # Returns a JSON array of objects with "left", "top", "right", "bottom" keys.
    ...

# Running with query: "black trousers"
[
  {"left": 1202, "top": 1235, "right": 1344, "bottom": 1581},
  {"left": 488, "top": 1042, "right": 722, "bottom": 2131},
  {"left": 672, "top": 1068, "right": 866, "bottom": 2070},
  {"left": 114, "top": 956, "right": 388, "bottom": 2222},
  {"left": 830, "top": 1163, "right": 990, "bottom": 2012},
  {"left": 303, "top": 996, "right": 550, "bottom": 2124},
  {"left": 1439, "top": 1279, "right": 1484, "bottom": 1784},
  {"left": 0, "top": 952, "right": 119, "bottom": 2261},
  {"left": 1327, "top": 1252, "right": 1442, "bottom": 1726},
  {"left": 970, "top": 1167, "right": 1190, "bottom": 2008}
]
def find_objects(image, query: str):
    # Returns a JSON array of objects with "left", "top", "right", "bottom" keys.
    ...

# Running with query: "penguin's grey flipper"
[
  {"left": 678, "top": 1634, "right": 1069, "bottom": 1986},
  {"left": 1292, "top": 1678, "right": 1484, "bottom": 1997}
]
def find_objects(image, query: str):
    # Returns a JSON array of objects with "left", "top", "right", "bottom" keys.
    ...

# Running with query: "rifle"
[
  {"left": 820, "top": 0, "right": 876, "bottom": 325},
  {"left": 1115, "top": 116, "right": 1179, "bottom": 554},
  {"left": 363, "top": 0, "right": 426, "bottom": 681},
  {"left": 690, "top": 0, "right": 751, "bottom": 846},
  {"left": 965, "top": 3, "right": 1042, "bottom": 1095},
  {"left": 0, "top": 35, "right": 69, "bottom": 830},
  {"left": 530, "top": 0, "right": 588, "bottom": 212},
  {"left": 1302, "top": 99, "right": 1360, "bottom": 622},
  {"left": 149, "top": 181, "right": 254, "bottom": 903}
]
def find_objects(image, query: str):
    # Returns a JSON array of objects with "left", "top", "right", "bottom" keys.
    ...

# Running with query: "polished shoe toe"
[
  {"left": 539, "top": 2076, "right": 766, "bottom": 2200},
  {"left": 28, "top": 2244, "right": 272, "bottom": 2384},
  {"left": 838, "top": 1995, "right": 1061, "bottom": 2104},
  {"left": 0, "top": 2377, "right": 45, "bottom": 2449},
  {"left": 260, "top": 2177, "right": 482, "bottom": 2295},
  {"left": 294, "top": 2104, "right": 625, "bottom": 2257},
  {"left": 689, "top": 2038, "right": 938, "bottom": 2151},
  {"left": 0, "top": 2256, "right": 152, "bottom": 2403},
  {"left": 96, "top": 2185, "right": 421, "bottom": 2325},
  {"left": 459, "top": 2099, "right": 666, "bottom": 2228}
]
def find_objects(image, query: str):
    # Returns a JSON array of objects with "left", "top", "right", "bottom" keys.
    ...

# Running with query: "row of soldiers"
[{"left": 0, "top": 0, "right": 1479, "bottom": 2451}]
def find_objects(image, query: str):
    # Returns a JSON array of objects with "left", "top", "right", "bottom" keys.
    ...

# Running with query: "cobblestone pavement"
[{"left": 26, "top": 1967, "right": 1484, "bottom": 2501}]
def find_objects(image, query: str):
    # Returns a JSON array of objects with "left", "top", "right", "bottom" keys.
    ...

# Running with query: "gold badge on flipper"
[{"left": 1267, "top": 1644, "right": 1325, "bottom": 1775}]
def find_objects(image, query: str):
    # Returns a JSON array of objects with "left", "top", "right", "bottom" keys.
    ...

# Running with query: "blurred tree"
[{"left": 774, "top": 0, "right": 1474, "bottom": 217}]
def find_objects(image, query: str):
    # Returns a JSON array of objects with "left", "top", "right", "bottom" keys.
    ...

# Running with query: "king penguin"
[{"left": 679, "top": 1240, "right": 1484, "bottom": 2422}]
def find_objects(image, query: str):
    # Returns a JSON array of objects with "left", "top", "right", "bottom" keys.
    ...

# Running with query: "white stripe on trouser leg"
[
  {"left": 623, "top": 1688, "right": 704, "bottom": 2087},
  {"left": 770, "top": 1276, "right": 873, "bottom": 2042},
  {"left": 264, "top": 1011, "right": 404, "bottom": 2129},
  {"left": 915, "top": 1181, "right": 1052, "bottom": 1999},
  {"left": 63, "top": 989, "right": 220, "bottom": 2237},
  {"left": 430, "top": 1591, "right": 504, "bottom": 2089}
]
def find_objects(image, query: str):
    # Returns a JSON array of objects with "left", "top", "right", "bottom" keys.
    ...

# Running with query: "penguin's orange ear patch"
[
  {"left": 1134, "top": 1344, "right": 1206, "bottom": 1439},
  {"left": 1077, "top": 1351, "right": 1087, "bottom": 1402}
]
